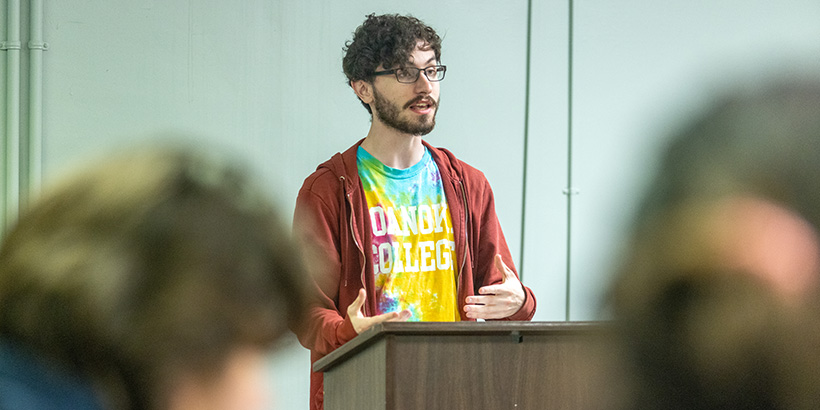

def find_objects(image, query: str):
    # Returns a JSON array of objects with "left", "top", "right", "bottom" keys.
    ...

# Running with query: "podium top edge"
[
  {"left": 312, "top": 321, "right": 610, "bottom": 372},
  {"left": 366, "top": 320, "right": 607, "bottom": 335}
]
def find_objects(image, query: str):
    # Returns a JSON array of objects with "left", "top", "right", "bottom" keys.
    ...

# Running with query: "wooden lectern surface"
[{"left": 315, "top": 321, "right": 609, "bottom": 410}]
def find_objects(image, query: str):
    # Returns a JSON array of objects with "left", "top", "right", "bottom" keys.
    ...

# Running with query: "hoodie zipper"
[
  {"left": 341, "top": 175, "right": 368, "bottom": 316},
  {"left": 458, "top": 180, "right": 475, "bottom": 277},
  {"left": 458, "top": 180, "right": 470, "bottom": 294}
]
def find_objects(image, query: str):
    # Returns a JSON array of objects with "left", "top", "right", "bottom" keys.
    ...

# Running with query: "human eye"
[
  {"left": 395, "top": 67, "right": 418, "bottom": 82},
  {"left": 426, "top": 66, "right": 445, "bottom": 81}
]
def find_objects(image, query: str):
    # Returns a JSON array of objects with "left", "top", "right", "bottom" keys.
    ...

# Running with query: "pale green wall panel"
[
  {"left": 570, "top": 0, "right": 820, "bottom": 320},
  {"left": 522, "top": 0, "right": 571, "bottom": 321},
  {"left": 27, "top": 0, "right": 820, "bottom": 408},
  {"left": 39, "top": 1, "right": 532, "bottom": 408}
]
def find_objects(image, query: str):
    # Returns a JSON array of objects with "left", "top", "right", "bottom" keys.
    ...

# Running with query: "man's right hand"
[{"left": 347, "top": 288, "right": 412, "bottom": 334}]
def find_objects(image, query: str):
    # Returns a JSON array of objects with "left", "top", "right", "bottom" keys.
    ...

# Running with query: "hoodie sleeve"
[{"left": 292, "top": 170, "right": 359, "bottom": 356}]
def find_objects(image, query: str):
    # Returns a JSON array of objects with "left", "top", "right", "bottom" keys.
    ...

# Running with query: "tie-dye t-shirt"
[{"left": 357, "top": 146, "right": 459, "bottom": 322}]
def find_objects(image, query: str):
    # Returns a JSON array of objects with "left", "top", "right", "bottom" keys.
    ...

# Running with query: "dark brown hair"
[
  {"left": 606, "top": 80, "right": 820, "bottom": 410},
  {"left": 0, "top": 146, "right": 309, "bottom": 409}
]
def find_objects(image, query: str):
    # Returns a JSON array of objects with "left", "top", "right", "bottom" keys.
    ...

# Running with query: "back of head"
[
  {"left": 0, "top": 146, "right": 309, "bottom": 409},
  {"left": 635, "top": 81, "right": 820, "bottom": 237},
  {"left": 612, "top": 80, "right": 820, "bottom": 312},
  {"left": 606, "top": 79, "right": 820, "bottom": 410}
]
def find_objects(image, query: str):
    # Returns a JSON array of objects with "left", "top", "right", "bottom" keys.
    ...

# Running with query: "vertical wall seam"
[
  {"left": 519, "top": 0, "right": 533, "bottom": 281},
  {"left": 565, "top": 0, "right": 574, "bottom": 321},
  {"left": 1, "top": 8, "right": 6, "bottom": 236},
  {"left": 5, "top": 0, "right": 22, "bottom": 233},
  {"left": 28, "top": 0, "right": 45, "bottom": 199}
]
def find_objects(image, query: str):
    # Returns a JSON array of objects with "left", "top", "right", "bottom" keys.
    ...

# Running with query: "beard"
[{"left": 372, "top": 88, "right": 438, "bottom": 136}]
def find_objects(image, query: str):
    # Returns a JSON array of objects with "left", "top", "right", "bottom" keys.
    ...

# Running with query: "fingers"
[
  {"left": 478, "top": 285, "right": 501, "bottom": 295},
  {"left": 347, "top": 288, "right": 366, "bottom": 317},
  {"left": 466, "top": 257, "right": 526, "bottom": 319},
  {"left": 465, "top": 294, "right": 495, "bottom": 306},
  {"left": 348, "top": 290, "right": 413, "bottom": 334},
  {"left": 478, "top": 276, "right": 518, "bottom": 296},
  {"left": 494, "top": 254, "right": 507, "bottom": 280},
  {"left": 463, "top": 303, "right": 512, "bottom": 320},
  {"left": 353, "top": 288, "right": 366, "bottom": 308},
  {"left": 495, "top": 254, "right": 517, "bottom": 282},
  {"left": 371, "top": 309, "right": 411, "bottom": 325},
  {"left": 480, "top": 254, "right": 522, "bottom": 295},
  {"left": 388, "top": 309, "right": 413, "bottom": 322},
  {"left": 374, "top": 311, "right": 399, "bottom": 321},
  {"left": 464, "top": 293, "right": 521, "bottom": 319}
]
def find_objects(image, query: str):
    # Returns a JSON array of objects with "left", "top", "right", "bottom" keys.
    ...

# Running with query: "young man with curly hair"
[{"left": 293, "top": 14, "right": 537, "bottom": 409}]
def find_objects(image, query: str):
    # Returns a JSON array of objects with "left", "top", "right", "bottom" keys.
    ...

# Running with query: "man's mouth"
[{"left": 407, "top": 98, "right": 436, "bottom": 113}]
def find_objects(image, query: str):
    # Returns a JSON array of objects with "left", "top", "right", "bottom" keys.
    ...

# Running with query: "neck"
[{"left": 360, "top": 120, "right": 425, "bottom": 169}]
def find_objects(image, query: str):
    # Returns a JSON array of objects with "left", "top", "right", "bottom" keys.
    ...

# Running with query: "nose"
[{"left": 414, "top": 71, "right": 434, "bottom": 94}]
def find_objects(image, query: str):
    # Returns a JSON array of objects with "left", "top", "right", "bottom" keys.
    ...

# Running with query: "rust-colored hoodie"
[{"left": 293, "top": 139, "right": 537, "bottom": 410}]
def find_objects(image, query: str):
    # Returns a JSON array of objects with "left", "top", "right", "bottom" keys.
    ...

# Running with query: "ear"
[{"left": 351, "top": 80, "right": 374, "bottom": 106}]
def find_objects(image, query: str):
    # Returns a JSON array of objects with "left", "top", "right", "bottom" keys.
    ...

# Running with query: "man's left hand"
[{"left": 463, "top": 254, "right": 525, "bottom": 320}]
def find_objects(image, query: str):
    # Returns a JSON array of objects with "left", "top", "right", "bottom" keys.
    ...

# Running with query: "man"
[
  {"left": 293, "top": 13, "right": 536, "bottom": 410},
  {"left": 0, "top": 146, "right": 310, "bottom": 410}
]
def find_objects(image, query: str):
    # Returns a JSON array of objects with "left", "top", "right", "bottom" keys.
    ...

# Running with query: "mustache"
[{"left": 404, "top": 96, "right": 437, "bottom": 110}]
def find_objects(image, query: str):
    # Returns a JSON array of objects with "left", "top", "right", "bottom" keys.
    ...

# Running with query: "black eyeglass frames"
[{"left": 372, "top": 65, "right": 447, "bottom": 84}]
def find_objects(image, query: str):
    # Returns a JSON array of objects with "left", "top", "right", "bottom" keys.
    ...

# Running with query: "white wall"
[
  {"left": 2, "top": 0, "right": 820, "bottom": 408},
  {"left": 568, "top": 0, "right": 820, "bottom": 319},
  {"left": 36, "top": 1, "right": 531, "bottom": 408}
]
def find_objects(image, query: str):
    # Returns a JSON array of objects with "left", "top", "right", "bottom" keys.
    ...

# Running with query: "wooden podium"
[{"left": 313, "top": 321, "right": 608, "bottom": 410}]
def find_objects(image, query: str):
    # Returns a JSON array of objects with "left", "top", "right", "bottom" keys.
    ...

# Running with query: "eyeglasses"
[{"left": 372, "top": 65, "right": 447, "bottom": 84}]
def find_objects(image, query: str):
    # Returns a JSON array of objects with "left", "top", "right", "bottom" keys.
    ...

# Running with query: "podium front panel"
[{"left": 318, "top": 322, "right": 606, "bottom": 410}]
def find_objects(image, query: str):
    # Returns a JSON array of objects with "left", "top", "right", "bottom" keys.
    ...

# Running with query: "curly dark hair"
[{"left": 343, "top": 13, "right": 442, "bottom": 113}]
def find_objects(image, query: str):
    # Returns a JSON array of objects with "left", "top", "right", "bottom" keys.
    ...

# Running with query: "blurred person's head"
[
  {"left": 605, "top": 79, "right": 820, "bottom": 410},
  {"left": 0, "top": 146, "right": 309, "bottom": 410},
  {"left": 613, "top": 80, "right": 820, "bottom": 310}
]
